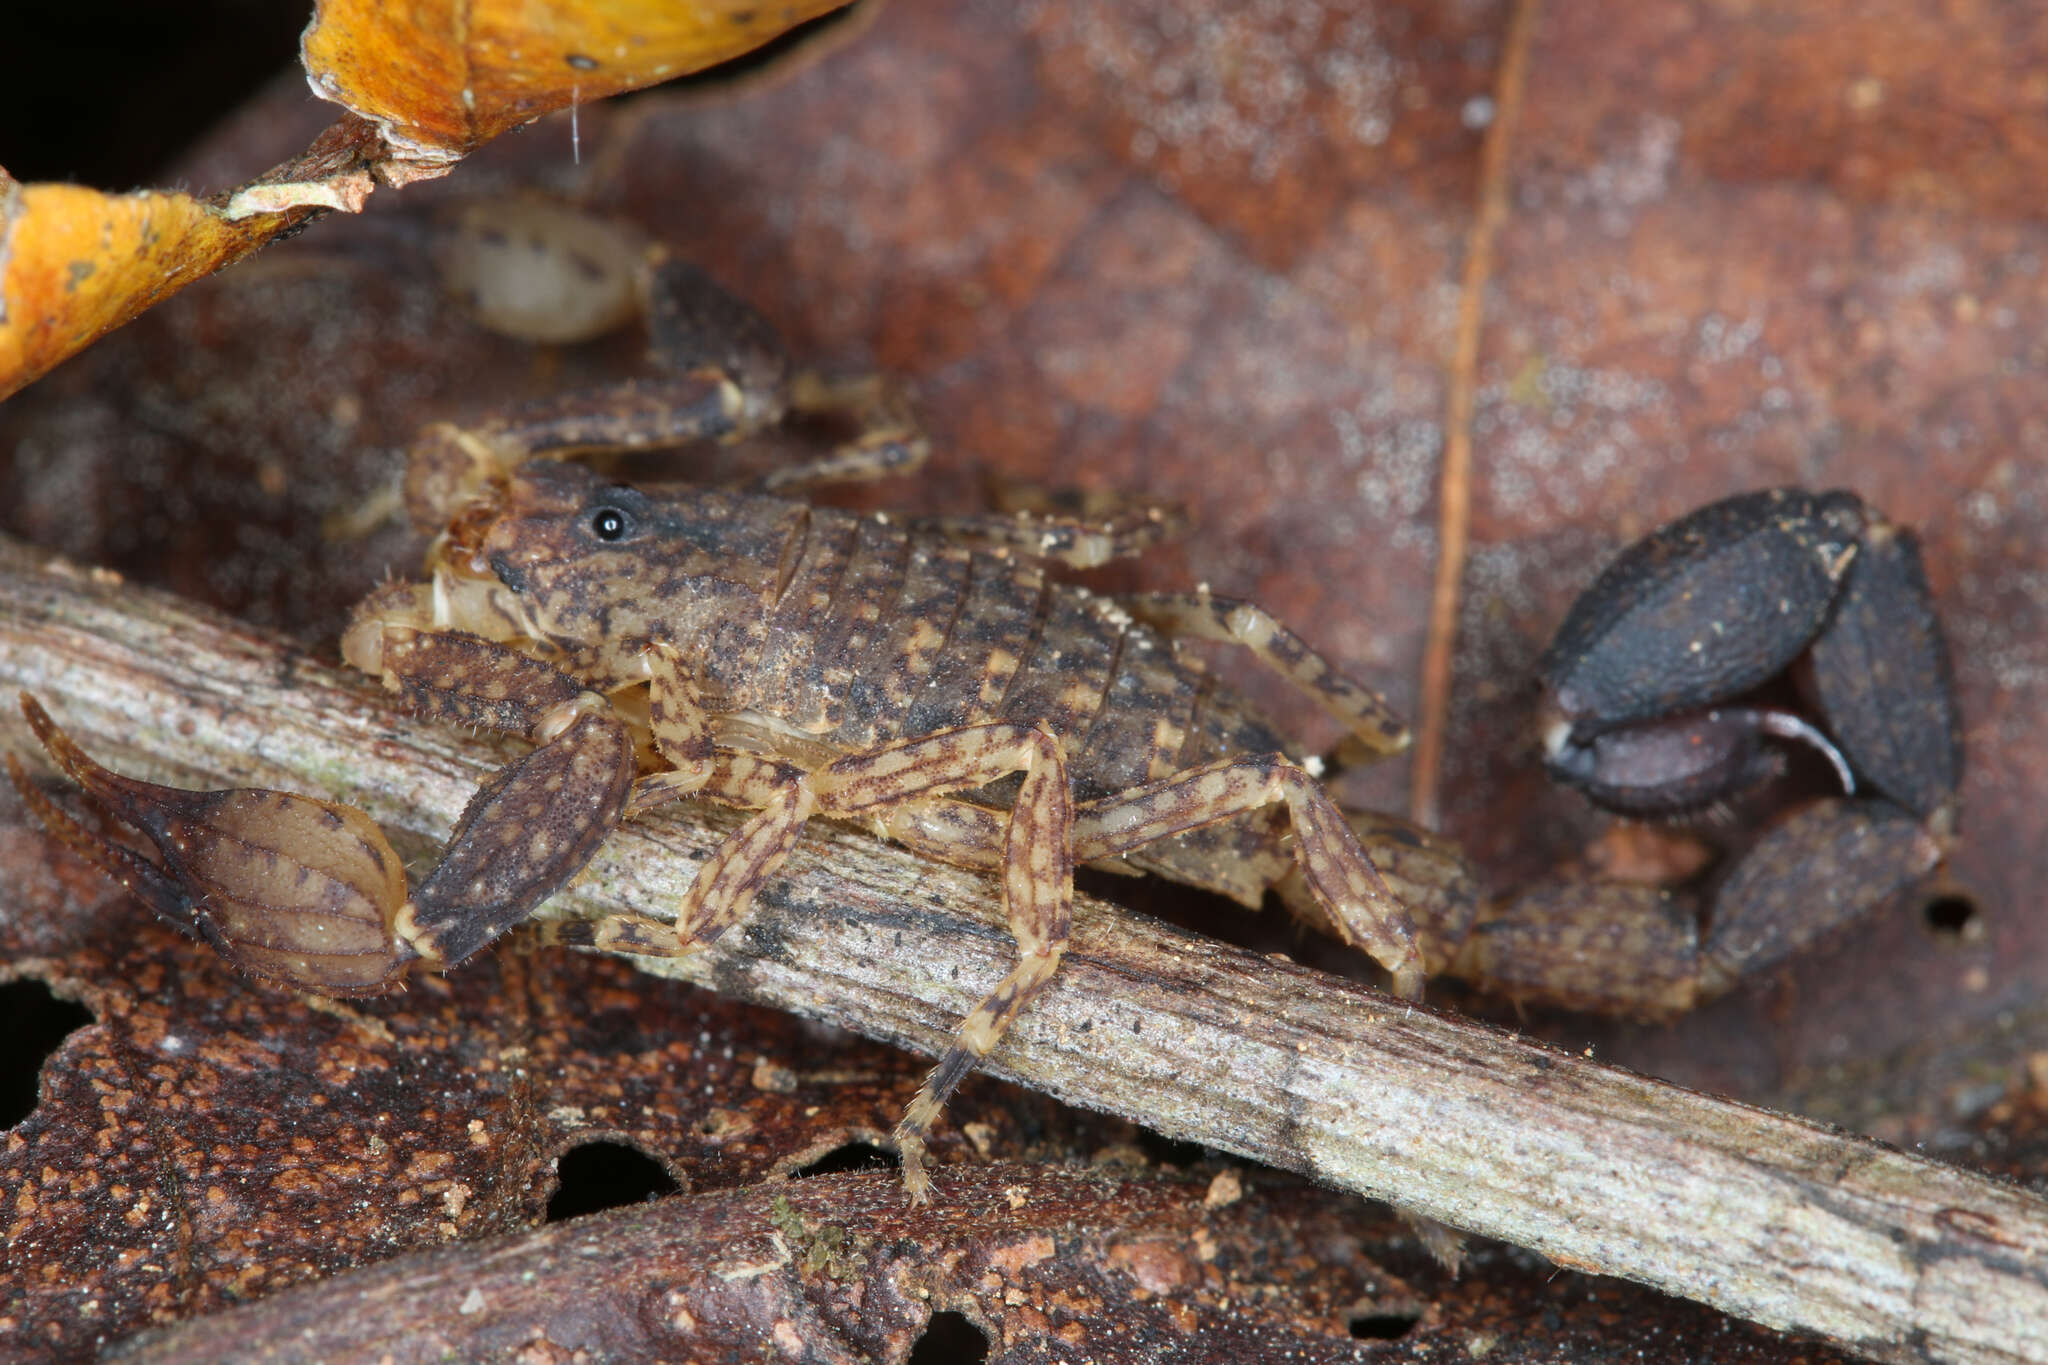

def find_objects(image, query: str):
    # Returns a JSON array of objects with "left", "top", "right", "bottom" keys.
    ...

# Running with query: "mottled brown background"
[{"left": 3, "top": 1, "right": 2045, "bottom": 1360}]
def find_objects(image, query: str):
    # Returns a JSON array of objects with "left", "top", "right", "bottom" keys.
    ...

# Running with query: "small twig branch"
[
  {"left": 1412, "top": 0, "right": 1539, "bottom": 830},
  {"left": 2, "top": 535, "right": 2043, "bottom": 1365}
]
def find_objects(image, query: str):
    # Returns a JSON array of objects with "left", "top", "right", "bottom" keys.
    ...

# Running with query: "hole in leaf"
[
  {"left": 1347, "top": 1308, "right": 1422, "bottom": 1340},
  {"left": 545, "top": 1141, "right": 680, "bottom": 1222},
  {"left": 0, "top": 978, "right": 95, "bottom": 1129},
  {"left": 908, "top": 1310, "right": 989, "bottom": 1365},
  {"left": 792, "top": 1140, "right": 898, "bottom": 1178},
  {"left": 1922, "top": 892, "right": 1980, "bottom": 941}
]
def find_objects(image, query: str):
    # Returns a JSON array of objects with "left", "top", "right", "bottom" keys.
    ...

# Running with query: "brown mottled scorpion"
[{"left": 9, "top": 204, "right": 1960, "bottom": 1201}]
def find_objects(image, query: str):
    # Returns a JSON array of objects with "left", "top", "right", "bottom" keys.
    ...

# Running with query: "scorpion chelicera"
[{"left": 10, "top": 201, "right": 1962, "bottom": 1200}]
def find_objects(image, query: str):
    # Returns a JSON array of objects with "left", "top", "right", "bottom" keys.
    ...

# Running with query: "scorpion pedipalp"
[
  {"left": 10, "top": 688, "right": 644, "bottom": 997},
  {"left": 10, "top": 692, "right": 420, "bottom": 995}
]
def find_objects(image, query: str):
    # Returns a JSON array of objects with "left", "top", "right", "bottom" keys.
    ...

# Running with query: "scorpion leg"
[
  {"left": 1118, "top": 591, "right": 1411, "bottom": 762},
  {"left": 340, "top": 617, "right": 642, "bottom": 970},
  {"left": 751, "top": 371, "right": 931, "bottom": 492},
  {"left": 1277, "top": 809, "right": 1481, "bottom": 978},
  {"left": 620, "top": 642, "right": 719, "bottom": 813},
  {"left": 907, "top": 501, "right": 1190, "bottom": 570},
  {"left": 1067, "top": 754, "right": 1424, "bottom": 998},
  {"left": 548, "top": 723, "right": 1073, "bottom": 1202},
  {"left": 879, "top": 789, "right": 1464, "bottom": 988}
]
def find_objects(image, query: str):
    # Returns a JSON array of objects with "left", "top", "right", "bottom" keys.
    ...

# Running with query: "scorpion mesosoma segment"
[{"left": 15, "top": 455, "right": 1433, "bottom": 1200}]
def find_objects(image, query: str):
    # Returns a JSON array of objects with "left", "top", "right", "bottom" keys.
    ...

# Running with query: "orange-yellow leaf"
[
  {"left": 303, "top": 0, "right": 852, "bottom": 156},
  {"left": 0, "top": 176, "right": 303, "bottom": 401}
]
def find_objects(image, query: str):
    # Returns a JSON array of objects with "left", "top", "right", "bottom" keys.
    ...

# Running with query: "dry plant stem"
[
  {"left": 0, "top": 535, "right": 2042, "bottom": 1365},
  {"left": 1411, "top": 0, "right": 1541, "bottom": 830}
]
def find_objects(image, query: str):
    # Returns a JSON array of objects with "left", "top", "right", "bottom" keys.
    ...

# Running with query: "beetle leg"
[{"left": 1117, "top": 590, "right": 1411, "bottom": 763}]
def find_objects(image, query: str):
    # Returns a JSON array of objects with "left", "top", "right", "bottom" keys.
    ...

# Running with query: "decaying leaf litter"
[{"left": 7, "top": 0, "right": 2048, "bottom": 1362}]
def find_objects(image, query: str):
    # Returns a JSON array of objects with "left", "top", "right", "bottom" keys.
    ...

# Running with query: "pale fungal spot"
[{"left": 1845, "top": 75, "right": 1885, "bottom": 111}]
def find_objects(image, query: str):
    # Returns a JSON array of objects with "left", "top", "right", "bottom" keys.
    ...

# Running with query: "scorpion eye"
[{"left": 589, "top": 506, "right": 632, "bottom": 542}]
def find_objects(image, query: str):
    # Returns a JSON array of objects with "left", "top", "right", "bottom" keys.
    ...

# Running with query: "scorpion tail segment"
[
  {"left": 1804, "top": 519, "right": 1964, "bottom": 830},
  {"left": 402, "top": 710, "right": 636, "bottom": 967},
  {"left": 1541, "top": 487, "right": 1865, "bottom": 738},
  {"left": 1698, "top": 797, "right": 1941, "bottom": 998},
  {"left": 13, "top": 693, "right": 418, "bottom": 996},
  {"left": 1452, "top": 880, "right": 1705, "bottom": 1018}
]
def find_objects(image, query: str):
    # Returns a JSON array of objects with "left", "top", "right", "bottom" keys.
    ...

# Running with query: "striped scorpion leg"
[
  {"left": 904, "top": 502, "right": 1189, "bottom": 570},
  {"left": 881, "top": 783, "right": 1450, "bottom": 999},
  {"left": 546, "top": 722, "right": 1073, "bottom": 1203},
  {"left": 1076, "top": 756, "right": 1425, "bottom": 998},
  {"left": 1118, "top": 590, "right": 1411, "bottom": 763}
]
